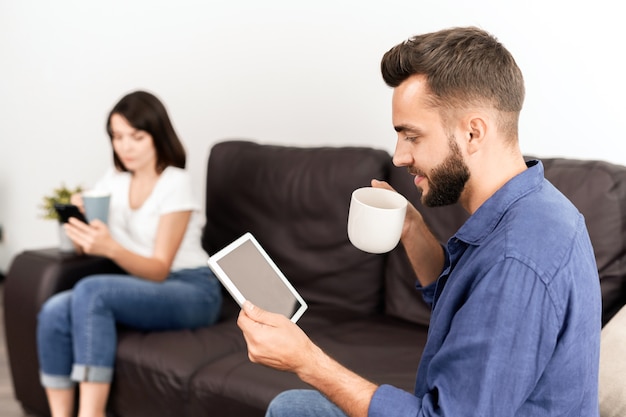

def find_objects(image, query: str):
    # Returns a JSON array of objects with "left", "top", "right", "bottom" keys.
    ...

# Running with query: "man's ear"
[{"left": 466, "top": 116, "right": 487, "bottom": 155}]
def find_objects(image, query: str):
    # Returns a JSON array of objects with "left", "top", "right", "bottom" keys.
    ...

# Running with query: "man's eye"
[{"left": 406, "top": 136, "right": 418, "bottom": 143}]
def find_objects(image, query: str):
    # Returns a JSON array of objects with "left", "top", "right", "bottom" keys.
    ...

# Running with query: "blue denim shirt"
[{"left": 369, "top": 161, "right": 601, "bottom": 417}]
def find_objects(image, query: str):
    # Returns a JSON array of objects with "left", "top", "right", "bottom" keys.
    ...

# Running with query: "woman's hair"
[
  {"left": 106, "top": 90, "right": 186, "bottom": 173},
  {"left": 381, "top": 26, "right": 525, "bottom": 137}
]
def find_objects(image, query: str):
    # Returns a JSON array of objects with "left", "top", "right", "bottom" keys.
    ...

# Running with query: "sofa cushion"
[
  {"left": 203, "top": 140, "right": 392, "bottom": 315},
  {"left": 110, "top": 321, "right": 246, "bottom": 417},
  {"left": 187, "top": 314, "right": 427, "bottom": 416}
]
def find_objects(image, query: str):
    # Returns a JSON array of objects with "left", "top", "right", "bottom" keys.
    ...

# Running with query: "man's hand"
[
  {"left": 238, "top": 301, "right": 379, "bottom": 417},
  {"left": 371, "top": 179, "right": 422, "bottom": 240},
  {"left": 237, "top": 301, "right": 319, "bottom": 374},
  {"left": 371, "top": 178, "right": 444, "bottom": 288}
]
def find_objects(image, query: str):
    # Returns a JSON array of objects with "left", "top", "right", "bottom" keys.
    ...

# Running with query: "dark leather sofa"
[{"left": 5, "top": 140, "right": 626, "bottom": 417}]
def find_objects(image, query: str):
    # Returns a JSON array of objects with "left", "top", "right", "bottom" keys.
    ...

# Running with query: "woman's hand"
[
  {"left": 70, "top": 193, "right": 85, "bottom": 212},
  {"left": 66, "top": 211, "right": 190, "bottom": 282},
  {"left": 64, "top": 218, "right": 119, "bottom": 258}
]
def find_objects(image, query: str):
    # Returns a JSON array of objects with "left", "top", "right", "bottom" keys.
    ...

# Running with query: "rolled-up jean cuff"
[
  {"left": 40, "top": 372, "right": 75, "bottom": 389},
  {"left": 71, "top": 364, "right": 113, "bottom": 383}
]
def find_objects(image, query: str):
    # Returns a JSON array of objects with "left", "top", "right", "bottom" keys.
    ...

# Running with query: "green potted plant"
[
  {"left": 40, "top": 184, "right": 84, "bottom": 221},
  {"left": 40, "top": 184, "right": 83, "bottom": 251}
]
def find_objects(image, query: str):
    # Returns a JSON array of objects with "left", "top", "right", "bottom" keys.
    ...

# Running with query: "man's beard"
[{"left": 420, "top": 138, "right": 470, "bottom": 207}]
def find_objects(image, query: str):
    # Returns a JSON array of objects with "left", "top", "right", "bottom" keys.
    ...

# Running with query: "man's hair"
[
  {"left": 381, "top": 27, "right": 525, "bottom": 137},
  {"left": 106, "top": 90, "right": 186, "bottom": 173}
]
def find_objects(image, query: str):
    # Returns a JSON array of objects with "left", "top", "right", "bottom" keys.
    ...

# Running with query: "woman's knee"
[
  {"left": 71, "top": 275, "right": 124, "bottom": 306},
  {"left": 71, "top": 277, "right": 117, "bottom": 322},
  {"left": 37, "top": 291, "right": 73, "bottom": 344},
  {"left": 38, "top": 291, "right": 72, "bottom": 326},
  {"left": 73, "top": 275, "right": 114, "bottom": 296}
]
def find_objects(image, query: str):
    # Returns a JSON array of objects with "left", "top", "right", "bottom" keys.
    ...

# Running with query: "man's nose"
[{"left": 392, "top": 140, "right": 412, "bottom": 167}]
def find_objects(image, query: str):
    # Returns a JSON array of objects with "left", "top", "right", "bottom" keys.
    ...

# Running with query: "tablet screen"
[{"left": 208, "top": 233, "right": 308, "bottom": 322}]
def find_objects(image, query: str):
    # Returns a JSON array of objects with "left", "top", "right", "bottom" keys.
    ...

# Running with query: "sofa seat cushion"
[
  {"left": 189, "top": 350, "right": 308, "bottom": 417},
  {"left": 110, "top": 321, "right": 246, "bottom": 417},
  {"left": 203, "top": 140, "right": 393, "bottom": 315},
  {"left": 187, "top": 314, "right": 427, "bottom": 416},
  {"left": 309, "top": 315, "right": 427, "bottom": 391}
]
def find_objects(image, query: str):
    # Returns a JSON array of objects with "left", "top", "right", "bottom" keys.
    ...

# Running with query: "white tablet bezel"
[{"left": 207, "top": 232, "right": 308, "bottom": 323}]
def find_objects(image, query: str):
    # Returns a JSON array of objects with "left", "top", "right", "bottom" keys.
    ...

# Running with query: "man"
[{"left": 237, "top": 26, "right": 601, "bottom": 416}]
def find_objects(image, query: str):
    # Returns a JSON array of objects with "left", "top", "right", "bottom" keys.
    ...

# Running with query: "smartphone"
[{"left": 54, "top": 203, "right": 88, "bottom": 224}]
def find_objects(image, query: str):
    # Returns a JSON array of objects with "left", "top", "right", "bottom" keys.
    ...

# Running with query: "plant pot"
[{"left": 58, "top": 223, "right": 75, "bottom": 253}]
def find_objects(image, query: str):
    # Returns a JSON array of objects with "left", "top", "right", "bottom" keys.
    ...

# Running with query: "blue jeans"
[
  {"left": 266, "top": 390, "right": 347, "bottom": 417},
  {"left": 37, "top": 266, "right": 222, "bottom": 388}
]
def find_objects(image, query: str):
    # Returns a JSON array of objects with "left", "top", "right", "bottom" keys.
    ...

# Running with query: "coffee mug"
[
  {"left": 82, "top": 191, "right": 111, "bottom": 224},
  {"left": 347, "top": 187, "right": 407, "bottom": 254}
]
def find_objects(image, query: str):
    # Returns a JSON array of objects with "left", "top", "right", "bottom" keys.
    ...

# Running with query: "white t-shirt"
[{"left": 90, "top": 166, "right": 208, "bottom": 271}]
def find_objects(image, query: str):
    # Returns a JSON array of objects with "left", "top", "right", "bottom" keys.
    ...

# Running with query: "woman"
[{"left": 36, "top": 90, "right": 222, "bottom": 417}]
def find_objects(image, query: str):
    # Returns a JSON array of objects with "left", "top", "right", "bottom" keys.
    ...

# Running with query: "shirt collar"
[{"left": 454, "top": 160, "right": 543, "bottom": 245}]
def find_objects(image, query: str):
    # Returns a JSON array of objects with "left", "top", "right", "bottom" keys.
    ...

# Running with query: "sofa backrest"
[
  {"left": 203, "top": 140, "right": 392, "bottom": 315},
  {"left": 385, "top": 156, "right": 626, "bottom": 326},
  {"left": 203, "top": 141, "right": 626, "bottom": 326}
]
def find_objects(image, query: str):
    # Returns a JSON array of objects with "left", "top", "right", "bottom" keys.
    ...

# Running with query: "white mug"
[{"left": 347, "top": 187, "right": 407, "bottom": 254}]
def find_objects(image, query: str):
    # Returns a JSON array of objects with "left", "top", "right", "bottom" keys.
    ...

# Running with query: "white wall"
[{"left": 1, "top": 0, "right": 623, "bottom": 273}]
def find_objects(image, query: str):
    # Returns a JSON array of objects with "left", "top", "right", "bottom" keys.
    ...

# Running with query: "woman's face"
[{"left": 110, "top": 113, "right": 157, "bottom": 174}]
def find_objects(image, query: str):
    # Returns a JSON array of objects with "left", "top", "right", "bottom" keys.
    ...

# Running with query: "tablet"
[{"left": 208, "top": 232, "right": 308, "bottom": 322}]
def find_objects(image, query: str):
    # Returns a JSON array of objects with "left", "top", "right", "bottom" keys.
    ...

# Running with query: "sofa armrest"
[{"left": 3, "top": 248, "right": 124, "bottom": 416}]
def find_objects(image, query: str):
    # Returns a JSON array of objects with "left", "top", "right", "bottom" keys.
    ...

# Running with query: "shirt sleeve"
[
  {"left": 369, "top": 258, "right": 560, "bottom": 416},
  {"left": 369, "top": 385, "right": 423, "bottom": 416}
]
